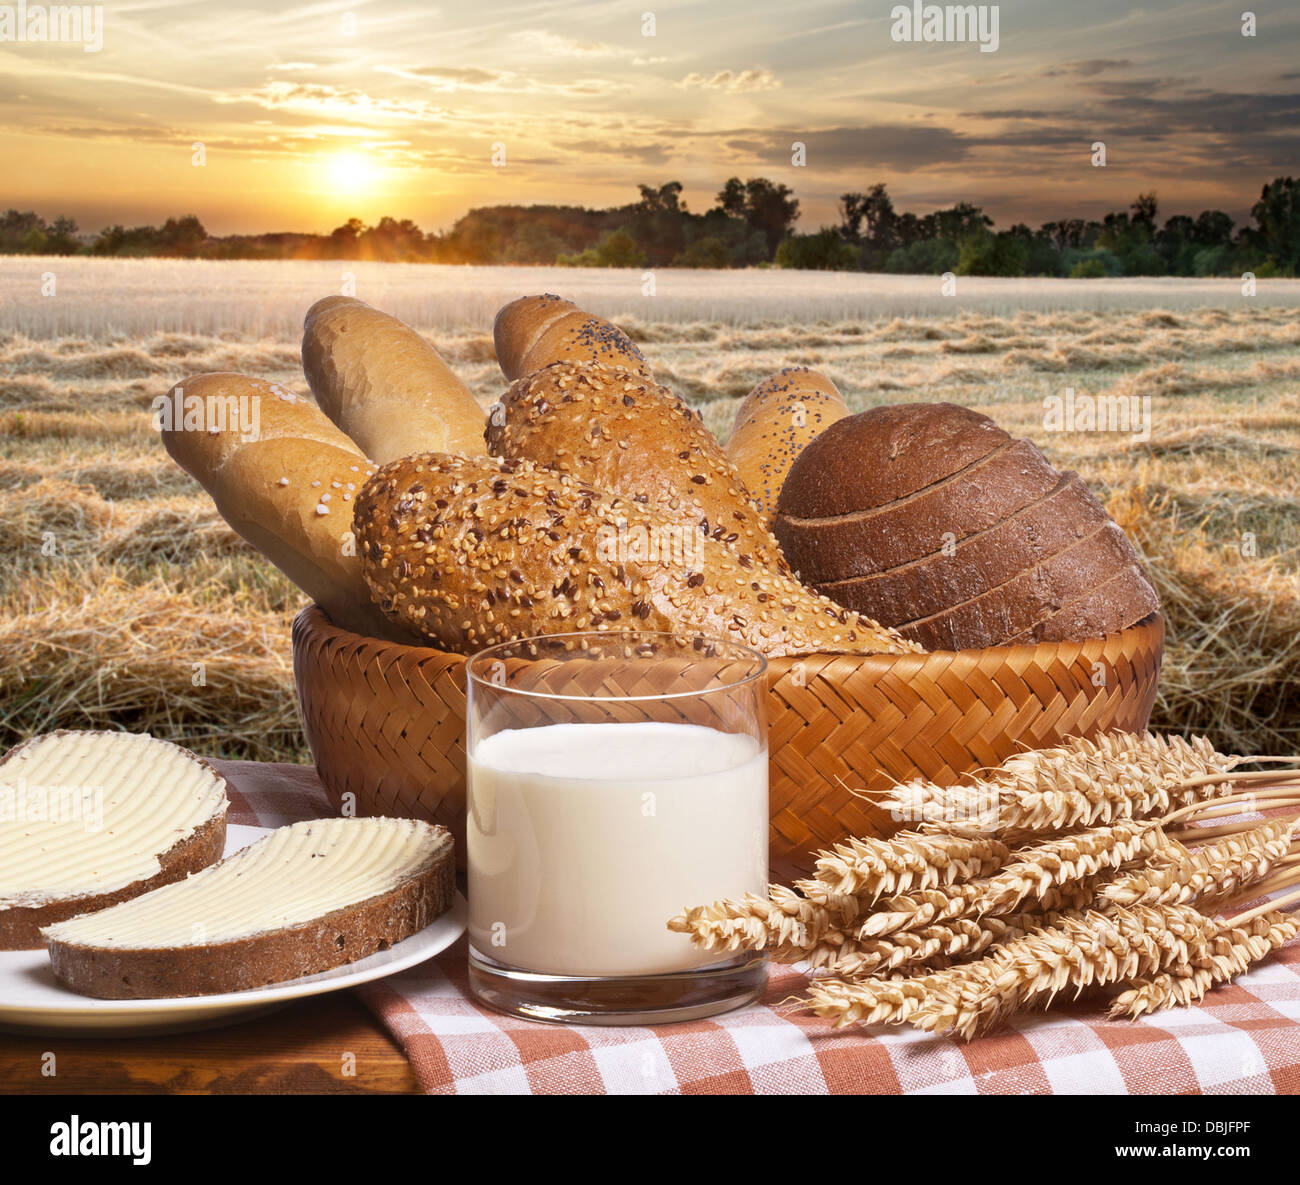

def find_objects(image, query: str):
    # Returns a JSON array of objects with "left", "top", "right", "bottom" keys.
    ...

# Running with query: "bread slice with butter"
[
  {"left": 0, "top": 732, "right": 229, "bottom": 950},
  {"left": 43, "top": 817, "right": 455, "bottom": 999}
]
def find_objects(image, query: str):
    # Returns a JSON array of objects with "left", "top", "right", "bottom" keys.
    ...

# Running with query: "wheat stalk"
[
  {"left": 1097, "top": 818, "right": 1297, "bottom": 909},
  {"left": 801, "top": 829, "right": 1009, "bottom": 904},
  {"left": 819, "top": 917, "right": 1019, "bottom": 979},
  {"left": 879, "top": 732, "right": 1239, "bottom": 832},
  {"left": 805, "top": 904, "right": 1218, "bottom": 1038},
  {"left": 668, "top": 883, "right": 863, "bottom": 955},
  {"left": 856, "top": 819, "right": 1156, "bottom": 938},
  {"left": 1108, "top": 912, "right": 1300, "bottom": 1019}
]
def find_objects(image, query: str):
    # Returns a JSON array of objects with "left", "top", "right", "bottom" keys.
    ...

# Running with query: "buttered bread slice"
[
  {"left": 0, "top": 732, "right": 229, "bottom": 950},
  {"left": 43, "top": 817, "right": 455, "bottom": 999}
]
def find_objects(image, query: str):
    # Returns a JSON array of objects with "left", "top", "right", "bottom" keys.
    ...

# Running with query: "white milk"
[{"left": 467, "top": 721, "right": 768, "bottom": 977}]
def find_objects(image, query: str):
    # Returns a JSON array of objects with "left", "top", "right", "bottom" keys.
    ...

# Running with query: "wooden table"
[{"left": 0, "top": 994, "right": 418, "bottom": 1094}]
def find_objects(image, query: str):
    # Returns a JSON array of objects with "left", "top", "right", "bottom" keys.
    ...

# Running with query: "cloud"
[
  {"left": 559, "top": 138, "right": 672, "bottom": 166},
  {"left": 374, "top": 63, "right": 629, "bottom": 97},
  {"left": 511, "top": 30, "right": 638, "bottom": 58},
  {"left": 735, "top": 124, "right": 969, "bottom": 171},
  {"left": 679, "top": 69, "right": 781, "bottom": 93},
  {"left": 1043, "top": 58, "right": 1132, "bottom": 78},
  {"left": 218, "top": 81, "right": 445, "bottom": 123}
]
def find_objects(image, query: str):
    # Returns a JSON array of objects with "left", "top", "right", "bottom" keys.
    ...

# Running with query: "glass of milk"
[{"left": 465, "top": 630, "right": 769, "bottom": 1025}]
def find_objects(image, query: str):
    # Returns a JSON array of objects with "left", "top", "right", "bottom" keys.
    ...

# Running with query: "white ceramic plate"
[{"left": 0, "top": 824, "right": 466, "bottom": 1036}]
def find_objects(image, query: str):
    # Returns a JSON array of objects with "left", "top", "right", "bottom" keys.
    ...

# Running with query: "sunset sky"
[{"left": 5, "top": 0, "right": 1299, "bottom": 236}]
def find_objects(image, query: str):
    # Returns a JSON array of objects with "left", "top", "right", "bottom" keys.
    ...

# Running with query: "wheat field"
[{"left": 2, "top": 259, "right": 1298, "bottom": 763}]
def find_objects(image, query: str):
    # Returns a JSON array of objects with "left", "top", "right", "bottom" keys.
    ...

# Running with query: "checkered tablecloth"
[{"left": 214, "top": 759, "right": 1300, "bottom": 1095}]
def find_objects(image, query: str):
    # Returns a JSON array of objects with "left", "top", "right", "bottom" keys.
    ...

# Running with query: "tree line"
[{"left": 5, "top": 175, "right": 1298, "bottom": 276}]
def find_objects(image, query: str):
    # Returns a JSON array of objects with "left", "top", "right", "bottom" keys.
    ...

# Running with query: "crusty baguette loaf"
[
  {"left": 44, "top": 818, "right": 455, "bottom": 999},
  {"left": 355, "top": 453, "right": 920, "bottom": 659},
  {"left": 726, "top": 367, "right": 849, "bottom": 520},
  {"left": 159, "top": 372, "right": 411, "bottom": 640},
  {"left": 302, "top": 296, "right": 485, "bottom": 463},
  {"left": 775, "top": 438, "right": 1060, "bottom": 583},
  {"left": 485, "top": 359, "right": 789, "bottom": 574},
  {"left": 493, "top": 294, "right": 648, "bottom": 382},
  {"left": 1, "top": 732, "right": 228, "bottom": 950}
]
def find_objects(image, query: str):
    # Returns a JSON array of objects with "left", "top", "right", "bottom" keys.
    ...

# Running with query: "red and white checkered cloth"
[{"left": 214, "top": 759, "right": 1300, "bottom": 1095}]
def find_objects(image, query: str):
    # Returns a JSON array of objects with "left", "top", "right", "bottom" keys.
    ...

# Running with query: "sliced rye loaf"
[
  {"left": 1009, "top": 564, "right": 1161, "bottom": 644},
  {"left": 896, "top": 520, "right": 1143, "bottom": 651},
  {"left": 815, "top": 474, "right": 1113, "bottom": 624},
  {"left": 0, "top": 732, "right": 228, "bottom": 950},
  {"left": 43, "top": 817, "right": 455, "bottom": 999},
  {"left": 775, "top": 402, "right": 1010, "bottom": 519},
  {"left": 775, "top": 438, "right": 1060, "bottom": 582}
]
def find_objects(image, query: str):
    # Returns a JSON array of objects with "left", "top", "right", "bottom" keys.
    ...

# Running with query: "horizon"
[{"left": 4, "top": 1, "right": 1299, "bottom": 236}]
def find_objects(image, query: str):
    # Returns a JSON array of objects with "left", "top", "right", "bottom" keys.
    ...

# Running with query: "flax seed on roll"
[
  {"left": 354, "top": 453, "right": 920, "bottom": 659},
  {"left": 493, "top": 294, "right": 649, "bottom": 382},
  {"left": 486, "top": 358, "right": 789, "bottom": 574},
  {"left": 773, "top": 402, "right": 1160, "bottom": 650},
  {"left": 725, "top": 367, "right": 849, "bottom": 521}
]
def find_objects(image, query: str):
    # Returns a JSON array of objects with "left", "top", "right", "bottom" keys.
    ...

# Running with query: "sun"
[{"left": 326, "top": 151, "right": 376, "bottom": 195}]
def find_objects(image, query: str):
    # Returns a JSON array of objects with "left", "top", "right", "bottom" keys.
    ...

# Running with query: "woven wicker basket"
[{"left": 292, "top": 607, "right": 1163, "bottom": 875}]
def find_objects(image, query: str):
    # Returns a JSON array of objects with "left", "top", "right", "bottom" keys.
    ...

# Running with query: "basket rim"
[{"left": 293, "top": 604, "right": 1165, "bottom": 668}]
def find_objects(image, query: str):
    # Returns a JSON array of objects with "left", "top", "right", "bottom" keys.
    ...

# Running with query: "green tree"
[
  {"left": 956, "top": 230, "right": 1028, "bottom": 276},
  {"left": 1244, "top": 176, "right": 1300, "bottom": 272},
  {"left": 715, "top": 177, "right": 800, "bottom": 257},
  {"left": 774, "top": 229, "right": 859, "bottom": 270}
]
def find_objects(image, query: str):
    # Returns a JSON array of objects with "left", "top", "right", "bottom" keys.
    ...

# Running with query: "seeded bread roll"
[
  {"left": 302, "top": 296, "right": 485, "bottom": 464},
  {"left": 493, "top": 294, "right": 648, "bottom": 382},
  {"left": 355, "top": 453, "right": 920, "bottom": 659},
  {"left": 159, "top": 372, "right": 411, "bottom": 640},
  {"left": 486, "top": 359, "right": 789, "bottom": 574},
  {"left": 726, "top": 368, "right": 849, "bottom": 520}
]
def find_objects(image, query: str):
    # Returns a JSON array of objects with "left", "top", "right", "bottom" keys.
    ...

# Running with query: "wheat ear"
[
  {"left": 806, "top": 904, "right": 1218, "bottom": 1038},
  {"left": 667, "top": 883, "right": 862, "bottom": 955},
  {"left": 820, "top": 917, "right": 1019, "bottom": 979},
  {"left": 879, "top": 732, "right": 1238, "bottom": 832},
  {"left": 801, "top": 830, "right": 1010, "bottom": 904},
  {"left": 856, "top": 819, "right": 1157, "bottom": 938},
  {"left": 1108, "top": 912, "right": 1300, "bottom": 1019},
  {"left": 1097, "top": 818, "right": 1297, "bottom": 909}
]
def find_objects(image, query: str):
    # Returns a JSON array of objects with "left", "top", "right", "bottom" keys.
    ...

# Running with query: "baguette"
[
  {"left": 1, "top": 732, "right": 228, "bottom": 950},
  {"left": 355, "top": 453, "right": 921, "bottom": 659},
  {"left": 726, "top": 367, "right": 849, "bottom": 520},
  {"left": 493, "top": 294, "right": 648, "bottom": 382},
  {"left": 302, "top": 295, "right": 485, "bottom": 463},
  {"left": 44, "top": 818, "right": 455, "bottom": 999},
  {"left": 158, "top": 371, "right": 409, "bottom": 640},
  {"left": 485, "top": 359, "right": 789, "bottom": 574}
]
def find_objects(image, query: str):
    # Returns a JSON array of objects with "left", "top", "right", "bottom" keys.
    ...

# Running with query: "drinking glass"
[{"left": 465, "top": 630, "right": 769, "bottom": 1025}]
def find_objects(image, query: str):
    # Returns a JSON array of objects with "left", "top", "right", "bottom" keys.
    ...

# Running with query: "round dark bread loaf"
[
  {"left": 777, "top": 438, "right": 1060, "bottom": 583},
  {"left": 778, "top": 402, "right": 1009, "bottom": 519},
  {"left": 896, "top": 521, "right": 1143, "bottom": 651},
  {"left": 816, "top": 474, "right": 1111, "bottom": 625},
  {"left": 772, "top": 402, "right": 1160, "bottom": 649},
  {"left": 1010, "top": 564, "right": 1160, "bottom": 644}
]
